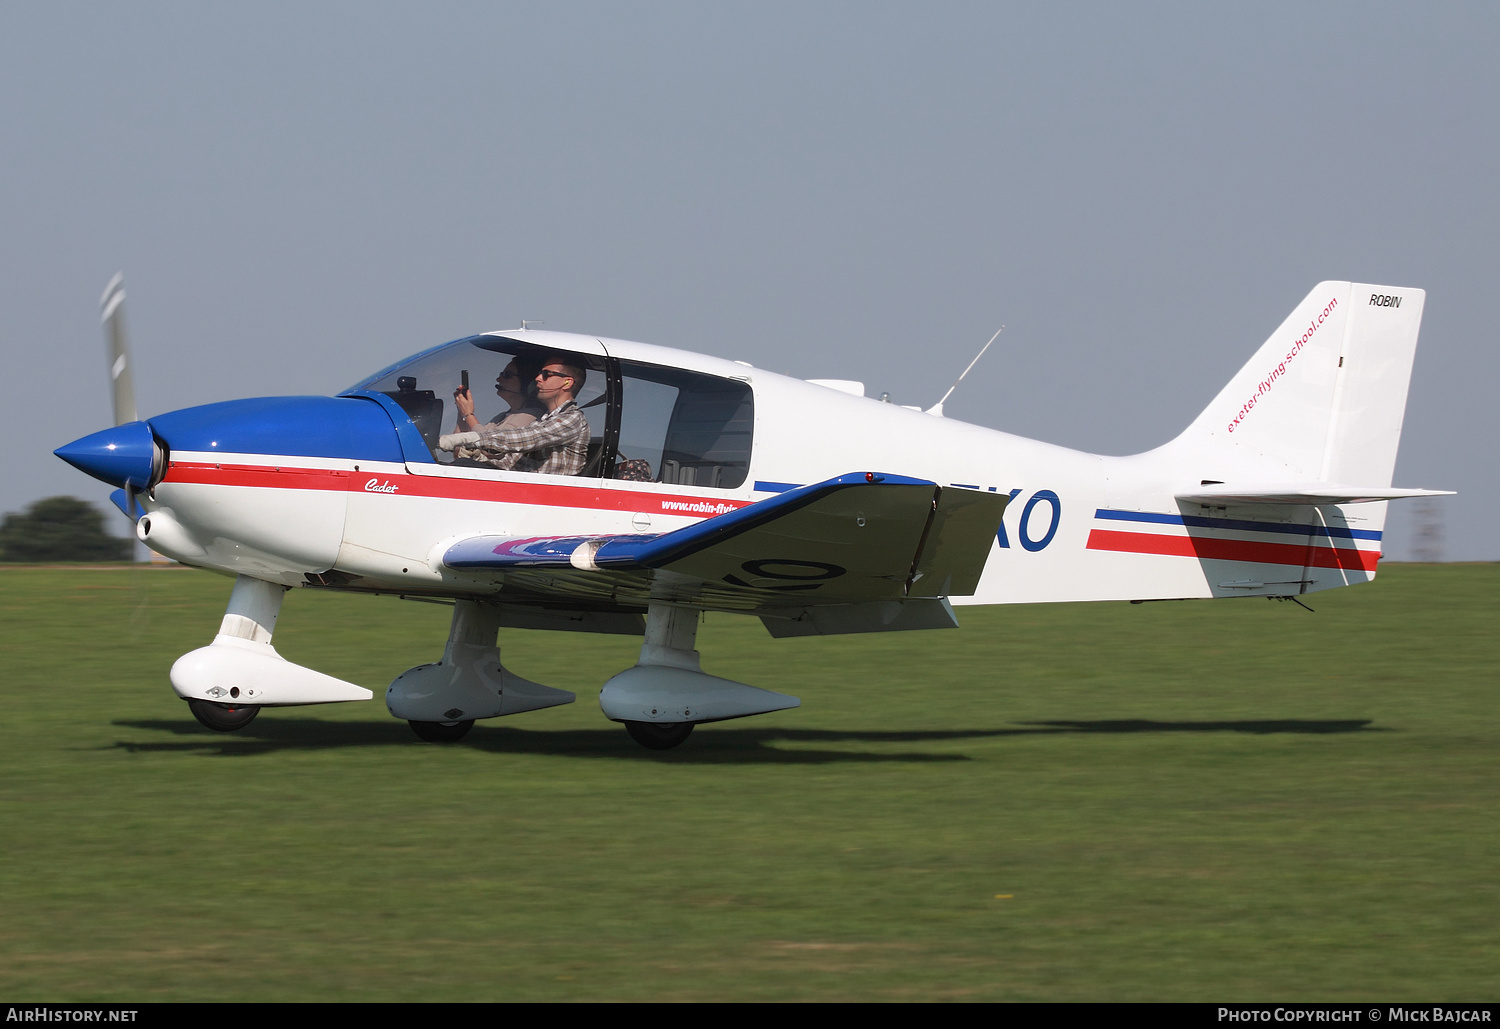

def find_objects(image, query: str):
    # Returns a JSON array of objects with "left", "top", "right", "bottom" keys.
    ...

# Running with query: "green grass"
[{"left": 0, "top": 563, "right": 1496, "bottom": 1000}]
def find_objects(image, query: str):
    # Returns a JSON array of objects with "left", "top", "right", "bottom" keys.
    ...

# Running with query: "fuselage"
[{"left": 60, "top": 326, "right": 1381, "bottom": 610}]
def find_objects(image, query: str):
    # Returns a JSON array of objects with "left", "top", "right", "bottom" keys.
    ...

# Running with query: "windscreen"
[{"left": 346, "top": 335, "right": 609, "bottom": 471}]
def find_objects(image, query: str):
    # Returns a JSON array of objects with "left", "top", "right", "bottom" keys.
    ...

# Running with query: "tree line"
[{"left": 0, "top": 497, "right": 133, "bottom": 562}]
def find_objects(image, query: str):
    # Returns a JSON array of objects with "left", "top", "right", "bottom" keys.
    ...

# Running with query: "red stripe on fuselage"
[
  {"left": 1086, "top": 529, "right": 1379, "bottom": 572},
  {"left": 162, "top": 461, "right": 754, "bottom": 516},
  {"left": 166, "top": 463, "right": 351, "bottom": 491}
]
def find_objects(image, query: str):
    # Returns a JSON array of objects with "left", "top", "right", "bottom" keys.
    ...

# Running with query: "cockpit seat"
[{"left": 580, "top": 438, "right": 606, "bottom": 478}]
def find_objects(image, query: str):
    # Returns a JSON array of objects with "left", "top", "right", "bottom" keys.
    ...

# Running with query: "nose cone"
[{"left": 55, "top": 421, "right": 157, "bottom": 489}]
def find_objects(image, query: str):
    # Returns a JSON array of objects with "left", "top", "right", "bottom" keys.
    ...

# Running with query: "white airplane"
[{"left": 56, "top": 279, "right": 1451, "bottom": 749}]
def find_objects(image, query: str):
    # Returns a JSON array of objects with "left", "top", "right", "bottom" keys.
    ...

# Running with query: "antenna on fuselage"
[
  {"left": 519, "top": 320, "right": 545, "bottom": 331},
  {"left": 926, "top": 325, "right": 1004, "bottom": 418}
]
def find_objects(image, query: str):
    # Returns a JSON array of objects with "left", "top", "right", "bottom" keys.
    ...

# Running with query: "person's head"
[
  {"left": 494, "top": 361, "right": 526, "bottom": 404},
  {"left": 495, "top": 355, "right": 543, "bottom": 406},
  {"left": 535, "top": 355, "right": 585, "bottom": 409}
]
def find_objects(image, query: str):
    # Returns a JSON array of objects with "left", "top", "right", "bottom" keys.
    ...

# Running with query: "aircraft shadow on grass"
[
  {"left": 1019, "top": 719, "right": 1385, "bottom": 735},
  {"left": 107, "top": 717, "right": 1382, "bottom": 765}
]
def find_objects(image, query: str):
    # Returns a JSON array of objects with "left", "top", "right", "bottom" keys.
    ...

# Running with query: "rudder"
[{"left": 1320, "top": 283, "right": 1426, "bottom": 487}]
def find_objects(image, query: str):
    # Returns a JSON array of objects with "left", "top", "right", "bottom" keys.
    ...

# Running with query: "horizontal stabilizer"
[{"left": 1177, "top": 484, "right": 1455, "bottom": 506}]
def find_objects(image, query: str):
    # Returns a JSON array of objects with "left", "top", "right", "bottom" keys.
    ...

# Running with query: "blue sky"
[{"left": 3, "top": 2, "right": 1493, "bottom": 558}]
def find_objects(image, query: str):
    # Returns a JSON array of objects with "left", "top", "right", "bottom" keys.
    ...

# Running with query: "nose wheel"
[
  {"left": 187, "top": 698, "right": 260, "bottom": 732},
  {"left": 624, "top": 721, "right": 694, "bottom": 751}
]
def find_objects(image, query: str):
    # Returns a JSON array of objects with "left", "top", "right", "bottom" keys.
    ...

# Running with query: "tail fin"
[{"left": 1168, "top": 281, "right": 1425, "bottom": 487}]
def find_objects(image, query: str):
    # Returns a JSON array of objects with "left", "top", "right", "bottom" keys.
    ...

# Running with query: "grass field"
[{"left": 0, "top": 563, "right": 1495, "bottom": 1001}]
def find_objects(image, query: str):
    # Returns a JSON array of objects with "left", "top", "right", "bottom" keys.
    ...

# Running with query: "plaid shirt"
[{"left": 465, "top": 399, "right": 590, "bottom": 476}]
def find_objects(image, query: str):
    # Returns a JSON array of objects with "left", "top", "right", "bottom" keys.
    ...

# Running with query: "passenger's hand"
[{"left": 453, "top": 386, "right": 475, "bottom": 422}]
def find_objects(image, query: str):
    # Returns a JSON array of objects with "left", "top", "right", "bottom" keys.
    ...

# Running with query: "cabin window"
[{"left": 616, "top": 362, "right": 753, "bottom": 489}]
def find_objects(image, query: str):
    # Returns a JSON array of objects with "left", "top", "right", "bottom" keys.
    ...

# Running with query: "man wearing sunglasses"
[{"left": 439, "top": 355, "right": 590, "bottom": 476}]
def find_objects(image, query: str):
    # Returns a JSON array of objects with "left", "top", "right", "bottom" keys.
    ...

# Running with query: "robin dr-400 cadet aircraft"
[{"left": 55, "top": 279, "right": 1451, "bottom": 749}]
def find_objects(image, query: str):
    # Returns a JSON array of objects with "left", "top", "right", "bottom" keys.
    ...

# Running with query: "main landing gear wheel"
[
  {"left": 187, "top": 698, "right": 260, "bottom": 732},
  {"left": 624, "top": 721, "right": 694, "bottom": 751},
  {"left": 408, "top": 719, "right": 475, "bottom": 743}
]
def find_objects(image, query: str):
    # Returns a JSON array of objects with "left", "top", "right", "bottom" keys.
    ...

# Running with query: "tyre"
[
  {"left": 187, "top": 698, "right": 260, "bottom": 732},
  {"left": 408, "top": 719, "right": 475, "bottom": 743},
  {"left": 624, "top": 720, "right": 694, "bottom": 751}
]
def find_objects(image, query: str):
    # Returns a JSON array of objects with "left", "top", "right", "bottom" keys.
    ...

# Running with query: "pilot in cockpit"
[
  {"left": 442, "top": 357, "right": 545, "bottom": 470},
  {"left": 438, "top": 354, "right": 590, "bottom": 475}
]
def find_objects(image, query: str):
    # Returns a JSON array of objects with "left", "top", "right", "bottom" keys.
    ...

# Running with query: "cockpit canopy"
[{"left": 345, "top": 334, "right": 754, "bottom": 489}]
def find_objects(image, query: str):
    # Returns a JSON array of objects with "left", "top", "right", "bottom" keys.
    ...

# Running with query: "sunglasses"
[{"left": 537, "top": 369, "right": 573, "bottom": 381}]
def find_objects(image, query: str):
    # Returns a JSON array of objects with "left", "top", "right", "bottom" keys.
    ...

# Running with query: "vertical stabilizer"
[{"left": 1167, "top": 281, "right": 1425, "bottom": 488}]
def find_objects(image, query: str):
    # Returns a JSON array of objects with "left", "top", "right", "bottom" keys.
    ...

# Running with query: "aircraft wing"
[
  {"left": 442, "top": 473, "right": 1008, "bottom": 614},
  {"left": 1176, "top": 484, "right": 1455, "bottom": 506}
]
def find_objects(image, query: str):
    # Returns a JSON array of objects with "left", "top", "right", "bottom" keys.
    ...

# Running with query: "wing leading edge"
[{"left": 443, "top": 473, "right": 1009, "bottom": 617}]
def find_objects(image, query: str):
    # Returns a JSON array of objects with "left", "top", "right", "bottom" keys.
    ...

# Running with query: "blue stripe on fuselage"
[{"left": 1093, "top": 508, "right": 1382, "bottom": 541}]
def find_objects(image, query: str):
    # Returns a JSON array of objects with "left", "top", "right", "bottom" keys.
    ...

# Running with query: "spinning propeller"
[
  {"left": 102, "top": 274, "right": 145, "bottom": 523},
  {"left": 101, "top": 273, "right": 138, "bottom": 427},
  {"left": 53, "top": 274, "right": 167, "bottom": 551}
]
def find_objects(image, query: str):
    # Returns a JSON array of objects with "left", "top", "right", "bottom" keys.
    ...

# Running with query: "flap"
[{"left": 909, "top": 486, "right": 1010, "bottom": 597}]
